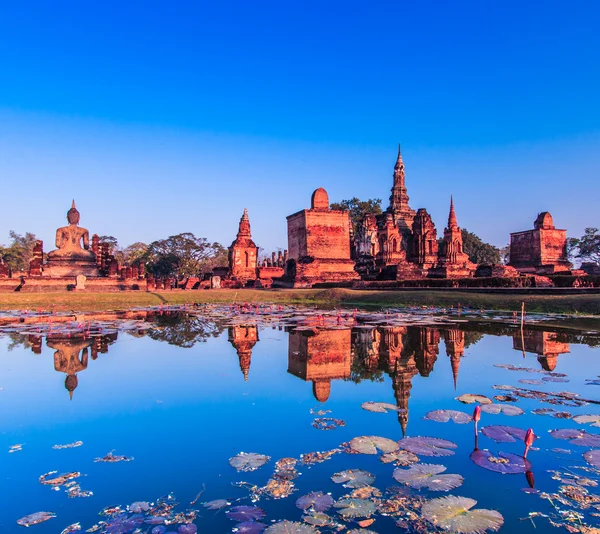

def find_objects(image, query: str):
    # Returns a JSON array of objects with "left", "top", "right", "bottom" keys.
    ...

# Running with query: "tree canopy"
[
  {"left": 330, "top": 197, "right": 382, "bottom": 234},
  {"left": 0, "top": 231, "right": 38, "bottom": 272},
  {"left": 142, "top": 232, "right": 227, "bottom": 278},
  {"left": 460, "top": 229, "right": 501, "bottom": 265},
  {"left": 569, "top": 228, "right": 600, "bottom": 265}
]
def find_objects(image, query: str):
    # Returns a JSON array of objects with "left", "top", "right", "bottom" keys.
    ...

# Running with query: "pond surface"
[{"left": 1, "top": 306, "right": 600, "bottom": 533}]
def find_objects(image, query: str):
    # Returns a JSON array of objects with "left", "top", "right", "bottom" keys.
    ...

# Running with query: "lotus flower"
[
  {"left": 523, "top": 428, "right": 534, "bottom": 458},
  {"left": 525, "top": 470, "right": 535, "bottom": 488},
  {"left": 473, "top": 405, "right": 481, "bottom": 436}
]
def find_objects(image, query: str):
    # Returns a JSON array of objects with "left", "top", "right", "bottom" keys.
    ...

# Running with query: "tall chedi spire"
[
  {"left": 388, "top": 144, "right": 416, "bottom": 232},
  {"left": 448, "top": 195, "right": 458, "bottom": 230}
]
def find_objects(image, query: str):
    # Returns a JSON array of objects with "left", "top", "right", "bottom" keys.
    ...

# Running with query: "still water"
[{"left": 1, "top": 308, "right": 600, "bottom": 533}]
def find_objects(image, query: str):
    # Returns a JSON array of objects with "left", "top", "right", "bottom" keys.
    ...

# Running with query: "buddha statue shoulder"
[{"left": 48, "top": 201, "right": 97, "bottom": 262}]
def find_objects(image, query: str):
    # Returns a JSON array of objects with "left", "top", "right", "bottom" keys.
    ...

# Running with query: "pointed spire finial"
[
  {"left": 398, "top": 142, "right": 401, "bottom": 156},
  {"left": 242, "top": 208, "right": 249, "bottom": 220},
  {"left": 448, "top": 195, "right": 458, "bottom": 229},
  {"left": 72, "top": 199, "right": 76, "bottom": 209}
]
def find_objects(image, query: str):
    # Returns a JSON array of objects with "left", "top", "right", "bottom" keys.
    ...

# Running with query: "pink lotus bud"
[
  {"left": 473, "top": 405, "right": 481, "bottom": 423},
  {"left": 524, "top": 428, "right": 534, "bottom": 447}
]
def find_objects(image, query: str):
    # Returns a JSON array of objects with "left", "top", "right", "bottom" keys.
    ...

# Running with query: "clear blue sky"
[{"left": 1, "top": 1, "right": 598, "bottom": 253}]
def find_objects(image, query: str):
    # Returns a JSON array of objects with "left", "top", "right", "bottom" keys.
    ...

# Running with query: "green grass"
[{"left": 0, "top": 288, "right": 599, "bottom": 316}]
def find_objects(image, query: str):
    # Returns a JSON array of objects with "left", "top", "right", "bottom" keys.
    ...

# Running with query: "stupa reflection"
[
  {"left": 228, "top": 325, "right": 259, "bottom": 381},
  {"left": 513, "top": 330, "right": 571, "bottom": 370}
]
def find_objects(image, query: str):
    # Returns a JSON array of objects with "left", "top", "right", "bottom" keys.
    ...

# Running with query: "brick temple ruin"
[
  {"left": 0, "top": 147, "right": 597, "bottom": 292},
  {"left": 0, "top": 201, "right": 148, "bottom": 292}
]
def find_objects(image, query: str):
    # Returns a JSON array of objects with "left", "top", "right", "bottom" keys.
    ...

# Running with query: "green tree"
[
  {"left": 569, "top": 227, "right": 600, "bottom": 265},
  {"left": 122, "top": 242, "right": 149, "bottom": 266},
  {"left": 330, "top": 197, "right": 382, "bottom": 234},
  {"left": 0, "top": 231, "right": 38, "bottom": 272},
  {"left": 143, "top": 232, "right": 226, "bottom": 278},
  {"left": 461, "top": 229, "right": 500, "bottom": 265}
]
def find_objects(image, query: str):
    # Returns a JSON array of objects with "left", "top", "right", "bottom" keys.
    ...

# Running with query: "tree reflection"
[{"left": 145, "top": 312, "right": 224, "bottom": 347}]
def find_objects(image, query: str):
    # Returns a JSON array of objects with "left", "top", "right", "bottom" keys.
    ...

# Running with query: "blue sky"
[{"left": 1, "top": 1, "right": 598, "bottom": 252}]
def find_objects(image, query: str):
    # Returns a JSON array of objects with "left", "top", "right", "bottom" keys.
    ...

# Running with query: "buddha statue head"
[
  {"left": 67, "top": 200, "right": 81, "bottom": 225},
  {"left": 65, "top": 374, "right": 78, "bottom": 400}
]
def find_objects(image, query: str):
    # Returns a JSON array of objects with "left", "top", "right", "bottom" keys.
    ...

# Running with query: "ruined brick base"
[
  {"left": 43, "top": 260, "right": 101, "bottom": 277},
  {"left": 0, "top": 277, "right": 147, "bottom": 292},
  {"left": 292, "top": 259, "right": 359, "bottom": 288}
]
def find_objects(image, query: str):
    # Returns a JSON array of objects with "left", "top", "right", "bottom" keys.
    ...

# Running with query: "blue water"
[{"left": 1, "top": 314, "right": 599, "bottom": 533}]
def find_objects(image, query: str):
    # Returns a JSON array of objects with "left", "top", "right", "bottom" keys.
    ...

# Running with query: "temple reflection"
[
  {"left": 3, "top": 316, "right": 582, "bottom": 413},
  {"left": 513, "top": 330, "right": 571, "bottom": 371},
  {"left": 287, "top": 328, "right": 352, "bottom": 402},
  {"left": 228, "top": 325, "right": 259, "bottom": 381}
]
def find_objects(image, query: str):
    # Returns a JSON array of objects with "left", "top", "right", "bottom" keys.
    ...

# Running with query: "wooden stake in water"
[{"left": 520, "top": 301, "right": 526, "bottom": 358}]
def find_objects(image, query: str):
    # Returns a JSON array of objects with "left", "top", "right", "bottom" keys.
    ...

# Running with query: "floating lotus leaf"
[
  {"left": 493, "top": 395, "right": 518, "bottom": 403},
  {"left": 422, "top": 495, "right": 504, "bottom": 533},
  {"left": 380, "top": 449, "right": 419, "bottom": 466},
  {"left": 204, "top": 499, "right": 230, "bottom": 510},
  {"left": 229, "top": 452, "right": 270, "bottom": 472},
  {"left": 393, "top": 463, "right": 463, "bottom": 491},
  {"left": 16, "top": 512, "right": 56, "bottom": 527},
  {"left": 532, "top": 408, "right": 556, "bottom": 415},
  {"left": 129, "top": 501, "right": 151, "bottom": 513},
  {"left": 455, "top": 394, "right": 492, "bottom": 405},
  {"left": 178, "top": 525, "right": 197, "bottom": 534},
  {"left": 152, "top": 527, "right": 166, "bottom": 534},
  {"left": 542, "top": 376, "right": 569, "bottom": 383},
  {"left": 349, "top": 436, "right": 399, "bottom": 454},
  {"left": 470, "top": 450, "right": 532, "bottom": 474},
  {"left": 226, "top": 506, "right": 266, "bottom": 522},
  {"left": 549, "top": 429, "right": 600, "bottom": 447},
  {"left": 480, "top": 404, "right": 524, "bottom": 416},
  {"left": 398, "top": 437, "right": 458, "bottom": 457},
  {"left": 94, "top": 451, "right": 133, "bottom": 463},
  {"left": 235, "top": 521, "right": 267, "bottom": 534},
  {"left": 302, "top": 511, "right": 332, "bottom": 526},
  {"left": 331, "top": 469, "right": 375, "bottom": 488},
  {"left": 518, "top": 379, "right": 543, "bottom": 385},
  {"left": 296, "top": 492, "right": 334, "bottom": 512},
  {"left": 347, "top": 531, "right": 377, "bottom": 534},
  {"left": 481, "top": 425, "right": 532, "bottom": 443},
  {"left": 361, "top": 402, "right": 401, "bottom": 413},
  {"left": 584, "top": 449, "right": 600, "bottom": 468},
  {"left": 264, "top": 520, "right": 319, "bottom": 533},
  {"left": 263, "top": 477, "right": 295, "bottom": 499},
  {"left": 424, "top": 409, "right": 472, "bottom": 424},
  {"left": 61, "top": 524, "right": 81, "bottom": 534},
  {"left": 573, "top": 414, "right": 600, "bottom": 428},
  {"left": 334, "top": 498, "right": 377, "bottom": 518}
]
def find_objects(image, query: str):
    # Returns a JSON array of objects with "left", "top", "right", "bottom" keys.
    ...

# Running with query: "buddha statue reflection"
[{"left": 50, "top": 337, "right": 91, "bottom": 400}]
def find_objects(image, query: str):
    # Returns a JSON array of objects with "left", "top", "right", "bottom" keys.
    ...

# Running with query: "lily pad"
[
  {"left": 424, "top": 409, "right": 472, "bottom": 424},
  {"left": 361, "top": 402, "right": 401, "bottom": 413},
  {"left": 17, "top": 512, "right": 56, "bottom": 527},
  {"left": 549, "top": 429, "right": 600, "bottom": 447},
  {"left": 455, "top": 394, "right": 492, "bottom": 405},
  {"left": 470, "top": 450, "right": 532, "bottom": 474},
  {"left": 334, "top": 498, "right": 377, "bottom": 518},
  {"left": 481, "top": 425, "right": 532, "bottom": 443},
  {"left": 264, "top": 521, "right": 319, "bottom": 533},
  {"left": 422, "top": 495, "right": 504, "bottom": 533},
  {"left": 398, "top": 437, "right": 458, "bottom": 457},
  {"left": 393, "top": 463, "right": 463, "bottom": 491},
  {"left": 226, "top": 506, "right": 266, "bottom": 522},
  {"left": 349, "top": 436, "right": 399, "bottom": 455},
  {"left": 480, "top": 404, "right": 524, "bottom": 416},
  {"left": 584, "top": 449, "right": 600, "bottom": 468},
  {"left": 296, "top": 492, "right": 334, "bottom": 512},
  {"left": 204, "top": 499, "right": 230, "bottom": 510},
  {"left": 573, "top": 414, "right": 600, "bottom": 428},
  {"left": 380, "top": 449, "right": 419, "bottom": 466},
  {"left": 331, "top": 469, "right": 375, "bottom": 488},
  {"left": 229, "top": 452, "right": 270, "bottom": 472},
  {"left": 235, "top": 521, "right": 267, "bottom": 533},
  {"left": 518, "top": 379, "right": 543, "bottom": 385},
  {"left": 302, "top": 511, "right": 332, "bottom": 527}
]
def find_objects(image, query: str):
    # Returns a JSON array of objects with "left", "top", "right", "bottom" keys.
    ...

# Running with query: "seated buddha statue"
[{"left": 47, "top": 200, "right": 97, "bottom": 262}]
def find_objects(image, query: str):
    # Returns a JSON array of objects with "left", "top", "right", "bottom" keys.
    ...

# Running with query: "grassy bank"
[{"left": 0, "top": 288, "right": 598, "bottom": 315}]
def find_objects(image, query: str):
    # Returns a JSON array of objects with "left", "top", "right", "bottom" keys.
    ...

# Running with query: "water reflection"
[{"left": 6, "top": 315, "right": 597, "bottom": 425}]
